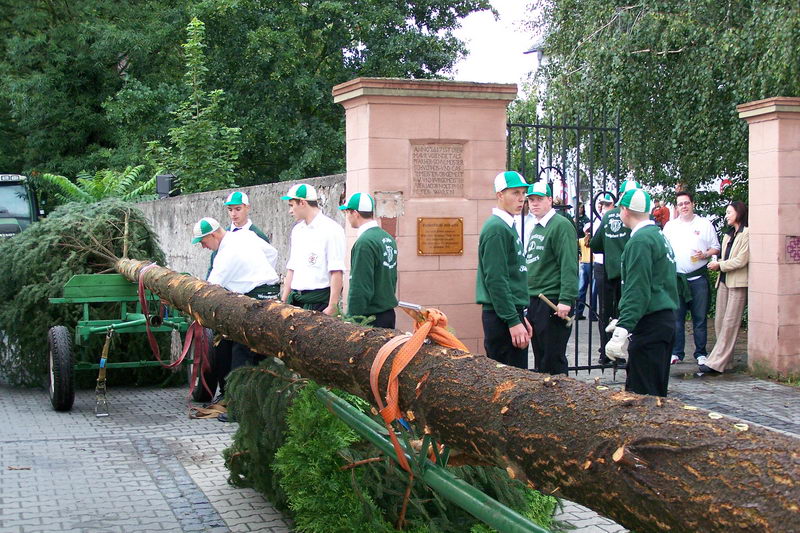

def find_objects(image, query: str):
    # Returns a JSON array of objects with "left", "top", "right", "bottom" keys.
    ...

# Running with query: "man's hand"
[
  {"left": 509, "top": 323, "right": 530, "bottom": 349},
  {"left": 708, "top": 261, "right": 720, "bottom": 271},
  {"left": 322, "top": 305, "right": 337, "bottom": 316},
  {"left": 604, "top": 327, "right": 629, "bottom": 361},
  {"left": 556, "top": 303, "right": 571, "bottom": 320},
  {"left": 605, "top": 318, "right": 618, "bottom": 333}
]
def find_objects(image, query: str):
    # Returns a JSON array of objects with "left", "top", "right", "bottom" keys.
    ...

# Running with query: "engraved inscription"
[
  {"left": 412, "top": 144, "right": 464, "bottom": 197},
  {"left": 417, "top": 217, "right": 463, "bottom": 256}
]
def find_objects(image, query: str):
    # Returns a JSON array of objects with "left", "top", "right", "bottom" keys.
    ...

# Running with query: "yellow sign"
[{"left": 417, "top": 217, "right": 463, "bottom": 256}]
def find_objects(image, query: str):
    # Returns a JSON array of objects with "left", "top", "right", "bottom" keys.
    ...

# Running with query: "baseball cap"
[
  {"left": 618, "top": 180, "right": 642, "bottom": 195},
  {"left": 526, "top": 181, "right": 552, "bottom": 197},
  {"left": 224, "top": 191, "right": 249, "bottom": 206},
  {"left": 281, "top": 183, "right": 318, "bottom": 201},
  {"left": 494, "top": 171, "right": 529, "bottom": 192},
  {"left": 191, "top": 217, "right": 220, "bottom": 244},
  {"left": 339, "top": 192, "right": 375, "bottom": 212},
  {"left": 619, "top": 188, "right": 651, "bottom": 213},
  {"left": 599, "top": 193, "right": 614, "bottom": 204}
]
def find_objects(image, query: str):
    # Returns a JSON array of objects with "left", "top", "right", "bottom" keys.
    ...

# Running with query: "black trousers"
[
  {"left": 593, "top": 263, "right": 606, "bottom": 352},
  {"left": 529, "top": 298, "right": 571, "bottom": 375},
  {"left": 215, "top": 338, "right": 263, "bottom": 396},
  {"left": 598, "top": 269, "right": 621, "bottom": 358},
  {"left": 626, "top": 309, "right": 676, "bottom": 397},
  {"left": 482, "top": 308, "right": 528, "bottom": 369},
  {"left": 371, "top": 308, "right": 396, "bottom": 329}
]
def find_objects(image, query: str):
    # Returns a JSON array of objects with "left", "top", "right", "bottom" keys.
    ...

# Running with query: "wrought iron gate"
[{"left": 507, "top": 111, "right": 623, "bottom": 373}]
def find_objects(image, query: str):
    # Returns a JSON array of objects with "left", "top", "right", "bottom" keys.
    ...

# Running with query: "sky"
[{"left": 451, "top": 1, "right": 538, "bottom": 87}]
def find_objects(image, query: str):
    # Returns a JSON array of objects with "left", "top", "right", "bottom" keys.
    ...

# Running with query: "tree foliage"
[
  {"left": 34, "top": 165, "right": 156, "bottom": 204},
  {"left": 145, "top": 18, "right": 241, "bottom": 194},
  {"left": 528, "top": 0, "right": 800, "bottom": 193}
]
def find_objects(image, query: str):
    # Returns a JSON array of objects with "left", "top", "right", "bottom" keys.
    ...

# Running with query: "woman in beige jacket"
[{"left": 698, "top": 201, "right": 748, "bottom": 375}]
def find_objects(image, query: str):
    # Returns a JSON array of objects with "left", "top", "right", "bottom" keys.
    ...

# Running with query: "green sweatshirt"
[
  {"left": 207, "top": 223, "right": 270, "bottom": 278},
  {"left": 347, "top": 226, "right": 399, "bottom": 317},
  {"left": 476, "top": 215, "right": 529, "bottom": 327},
  {"left": 525, "top": 211, "right": 578, "bottom": 305},
  {"left": 617, "top": 224, "right": 679, "bottom": 331},
  {"left": 589, "top": 207, "right": 630, "bottom": 280}
]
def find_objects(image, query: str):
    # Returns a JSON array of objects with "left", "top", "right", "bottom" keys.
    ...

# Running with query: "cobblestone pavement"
[{"left": 2, "top": 327, "right": 798, "bottom": 533}]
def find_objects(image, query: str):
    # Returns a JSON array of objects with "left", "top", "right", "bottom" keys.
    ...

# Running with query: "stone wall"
[{"left": 137, "top": 174, "right": 346, "bottom": 279}]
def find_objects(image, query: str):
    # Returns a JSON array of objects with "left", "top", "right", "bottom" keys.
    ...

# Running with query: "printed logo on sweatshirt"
[
  {"left": 382, "top": 238, "right": 397, "bottom": 269},
  {"left": 609, "top": 218, "right": 623, "bottom": 233}
]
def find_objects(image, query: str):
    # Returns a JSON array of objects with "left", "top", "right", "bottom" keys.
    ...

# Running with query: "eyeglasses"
[{"left": 676, "top": 201, "right": 692, "bottom": 207}]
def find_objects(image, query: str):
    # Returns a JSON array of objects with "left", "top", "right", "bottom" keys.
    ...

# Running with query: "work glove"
[
  {"left": 605, "top": 318, "right": 618, "bottom": 333},
  {"left": 604, "top": 326, "right": 629, "bottom": 361}
]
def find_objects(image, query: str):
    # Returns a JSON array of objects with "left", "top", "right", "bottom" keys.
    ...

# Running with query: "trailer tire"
[
  {"left": 48, "top": 326, "right": 75, "bottom": 411},
  {"left": 190, "top": 328, "right": 217, "bottom": 403}
]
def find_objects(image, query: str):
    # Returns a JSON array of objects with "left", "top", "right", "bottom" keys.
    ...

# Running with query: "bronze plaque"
[
  {"left": 417, "top": 217, "right": 463, "bottom": 256},
  {"left": 411, "top": 143, "right": 464, "bottom": 197}
]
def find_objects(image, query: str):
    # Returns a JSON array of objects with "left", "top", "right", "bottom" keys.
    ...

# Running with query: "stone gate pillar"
[
  {"left": 333, "top": 78, "right": 517, "bottom": 354},
  {"left": 737, "top": 97, "right": 800, "bottom": 375}
]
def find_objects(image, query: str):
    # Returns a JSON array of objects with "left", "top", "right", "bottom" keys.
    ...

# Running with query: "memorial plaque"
[
  {"left": 417, "top": 217, "right": 463, "bottom": 256},
  {"left": 411, "top": 144, "right": 464, "bottom": 197}
]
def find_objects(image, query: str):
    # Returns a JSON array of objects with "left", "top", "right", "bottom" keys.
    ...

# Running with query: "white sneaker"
[
  {"left": 670, "top": 355, "right": 680, "bottom": 365},
  {"left": 696, "top": 356, "right": 708, "bottom": 366}
]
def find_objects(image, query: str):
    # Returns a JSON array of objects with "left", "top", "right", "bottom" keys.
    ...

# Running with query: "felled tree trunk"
[{"left": 116, "top": 258, "right": 799, "bottom": 533}]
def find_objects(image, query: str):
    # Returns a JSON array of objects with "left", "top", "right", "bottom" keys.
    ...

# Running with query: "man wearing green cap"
[
  {"left": 606, "top": 188, "right": 678, "bottom": 396},
  {"left": 525, "top": 180, "right": 578, "bottom": 375},
  {"left": 280, "top": 183, "right": 346, "bottom": 314},
  {"left": 207, "top": 190, "right": 271, "bottom": 278},
  {"left": 589, "top": 180, "right": 640, "bottom": 363},
  {"left": 340, "top": 192, "right": 399, "bottom": 329},
  {"left": 476, "top": 171, "right": 532, "bottom": 368}
]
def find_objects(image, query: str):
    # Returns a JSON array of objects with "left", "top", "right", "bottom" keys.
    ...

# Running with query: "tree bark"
[{"left": 116, "top": 258, "right": 800, "bottom": 533}]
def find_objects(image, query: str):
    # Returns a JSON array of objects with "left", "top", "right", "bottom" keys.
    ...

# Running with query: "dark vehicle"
[{"left": 0, "top": 174, "right": 40, "bottom": 238}]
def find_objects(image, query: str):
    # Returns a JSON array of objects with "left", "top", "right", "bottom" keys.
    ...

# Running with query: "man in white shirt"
[
  {"left": 192, "top": 217, "right": 280, "bottom": 417},
  {"left": 662, "top": 191, "right": 720, "bottom": 365},
  {"left": 279, "top": 183, "right": 346, "bottom": 315},
  {"left": 207, "top": 190, "right": 272, "bottom": 278}
]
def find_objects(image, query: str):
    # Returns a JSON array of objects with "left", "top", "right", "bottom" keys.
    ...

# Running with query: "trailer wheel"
[
  {"left": 48, "top": 326, "right": 75, "bottom": 411},
  {"left": 190, "top": 328, "right": 217, "bottom": 402}
]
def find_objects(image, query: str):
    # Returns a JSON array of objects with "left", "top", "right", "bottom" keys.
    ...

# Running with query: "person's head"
[
  {"left": 726, "top": 201, "right": 748, "bottom": 228},
  {"left": 339, "top": 192, "right": 375, "bottom": 228},
  {"left": 618, "top": 180, "right": 642, "bottom": 201},
  {"left": 224, "top": 191, "right": 251, "bottom": 228},
  {"left": 526, "top": 181, "right": 553, "bottom": 218},
  {"left": 578, "top": 204, "right": 586, "bottom": 216},
  {"left": 493, "top": 171, "right": 529, "bottom": 216},
  {"left": 191, "top": 217, "right": 226, "bottom": 251},
  {"left": 598, "top": 193, "right": 614, "bottom": 214},
  {"left": 281, "top": 184, "right": 319, "bottom": 222},
  {"left": 675, "top": 191, "right": 695, "bottom": 220},
  {"left": 618, "top": 189, "right": 652, "bottom": 229}
]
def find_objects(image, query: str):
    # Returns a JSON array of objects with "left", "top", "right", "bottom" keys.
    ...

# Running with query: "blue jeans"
[
  {"left": 576, "top": 262, "right": 595, "bottom": 317},
  {"left": 672, "top": 276, "right": 709, "bottom": 360}
]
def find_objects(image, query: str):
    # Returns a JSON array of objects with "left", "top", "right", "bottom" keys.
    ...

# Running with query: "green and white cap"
[
  {"left": 599, "top": 193, "right": 614, "bottom": 204},
  {"left": 619, "top": 188, "right": 651, "bottom": 213},
  {"left": 280, "top": 183, "right": 318, "bottom": 202},
  {"left": 339, "top": 192, "right": 375, "bottom": 212},
  {"left": 191, "top": 217, "right": 220, "bottom": 244},
  {"left": 618, "top": 180, "right": 642, "bottom": 195},
  {"left": 494, "top": 171, "right": 528, "bottom": 192},
  {"left": 224, "top": 191, "right": 249, "bottom": 206},
  {"left": 526, "top": 181, "right": 552, "bottom": 197}
]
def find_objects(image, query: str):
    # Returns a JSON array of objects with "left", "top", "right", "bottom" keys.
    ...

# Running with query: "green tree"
[
  {"left": 145, "top": 18, "right": 240, "bottom": 194},
  {"left": 34, "top": 165, "right": 156, "bottom": 205},
  {"left": 527, "top": 0, "right": 800, "bottom": 195}
]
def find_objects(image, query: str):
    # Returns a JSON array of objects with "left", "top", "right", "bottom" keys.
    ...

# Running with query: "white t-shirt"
[
  {"left": 286, "top": 211, "right": 346, "bottom": 291},
  {"left": 663, "top": 215, "right": 720, "bottom": 278},
  {"left": 208, "top": 230, "right": 280, "bottom": 293}
]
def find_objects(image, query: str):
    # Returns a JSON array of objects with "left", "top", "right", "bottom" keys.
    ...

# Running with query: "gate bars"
[{"left": 507, "top": 110, "right": 622, "bottom": 373}]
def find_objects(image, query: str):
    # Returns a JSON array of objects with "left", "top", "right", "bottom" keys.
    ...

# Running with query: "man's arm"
[
  {"left": 281, "top": 270, "right": 294, "bottom": 302},
  {"left": 589, "top": 213, "right": 607, "bottom": 253},
  {"left": 324, "top": 271, "right": 343, "bottom": 316}
]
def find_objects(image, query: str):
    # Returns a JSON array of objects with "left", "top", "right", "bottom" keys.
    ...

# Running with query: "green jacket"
[
  {"left": 207, "top": 223, "right": 270, "bottom": 279},
  {"left": 347, "top": 226, "right": 398, "bottom": 317},
  {"left": 617, "top": 224, "right": 679, "bottom": 331},
  {"left": 525, "top": 211, "right": 578, "bottom": 306},
  {"left": 589, "top": 207, "right": 630, "bottom": 280},
  {"left": 476, "top": 215, "right": 529, "bottom": 327}
]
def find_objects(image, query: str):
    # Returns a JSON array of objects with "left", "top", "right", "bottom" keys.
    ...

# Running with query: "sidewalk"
[{"left": 1, "top": 339, "right": 797, "bottom": 532}]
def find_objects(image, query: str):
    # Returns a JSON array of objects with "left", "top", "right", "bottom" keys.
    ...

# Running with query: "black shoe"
[
  {"left": 203, "top": 393, "right": 224, "bottom": 409},
  {"left": 575, "top": 315, "right": 586, "bottom": 321},
  {"left": 590, "top": 315, "right": 599, "bottom": 322},
  {"left": 217, "top": 412, "right": 234, "bottom": 423},
  {"left": 697, "top": 365, "right": 721, "bottom": 375}
]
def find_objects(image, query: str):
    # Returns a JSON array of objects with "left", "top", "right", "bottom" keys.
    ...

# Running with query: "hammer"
[{"left": 537, "top": 293, "right": 574, "bottom": 327}]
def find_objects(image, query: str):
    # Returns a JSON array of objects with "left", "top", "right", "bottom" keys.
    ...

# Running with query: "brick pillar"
[
  {"left": 333, "top": 78, "right": 517, "bottom": 354},
  {"left": 737, "top": 97, "right": 800, "bottom": 375}
]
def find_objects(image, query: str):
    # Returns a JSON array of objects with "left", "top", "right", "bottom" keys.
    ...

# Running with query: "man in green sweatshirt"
[
  {"left": 525, "top": 181, "right": 578, "bottom": 375},
  {"left": 476, "top": 171, "right": 532, "bottom": 369},
  {"left": 340, "top": 192, "right": 399, "bottom": 329},
  {"left": 605, "top": 188, "right": 678, "bottom": 397},
  {"left": 589, "top": 179, "right": 641, "bottom": 363}
]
